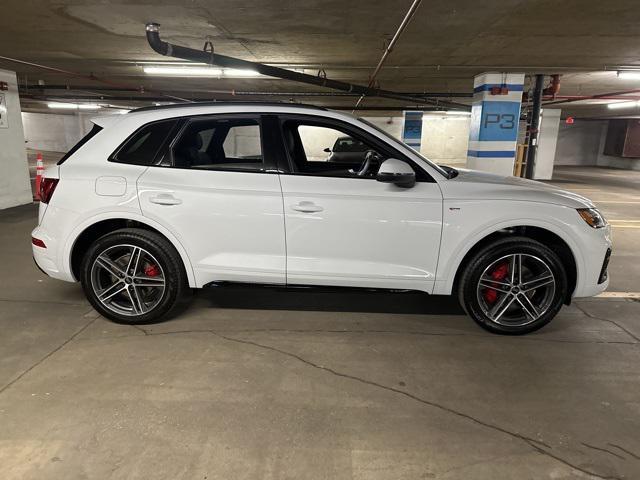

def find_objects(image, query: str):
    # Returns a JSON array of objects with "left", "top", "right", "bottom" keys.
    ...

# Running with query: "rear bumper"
[{"left": 32, "top": 225, "right": 75, "bottom": 282}]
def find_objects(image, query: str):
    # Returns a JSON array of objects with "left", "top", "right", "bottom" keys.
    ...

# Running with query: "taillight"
[{"left": 39, "top": 178, "right": 59, "bottom": 204}]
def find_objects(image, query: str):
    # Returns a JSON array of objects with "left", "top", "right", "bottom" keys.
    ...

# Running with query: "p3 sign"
[
  {"left": 483, "top": 112, "right": 515, "bottom": 130},
  {"left": 472, "top": 101, "right": 520, "bottom": 142}
]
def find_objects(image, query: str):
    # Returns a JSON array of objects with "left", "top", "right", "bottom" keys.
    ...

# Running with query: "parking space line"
[{"left": 597, "top": 292, "right": 640, "bottom": 299}]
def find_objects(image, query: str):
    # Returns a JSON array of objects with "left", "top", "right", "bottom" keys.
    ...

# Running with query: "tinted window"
[
  {"left": 112, "top": 120, "right": 177, "bottom": 165},
  {"left": 172, "top": 118, "right": 263, "bottom": 171},
  {"left": 57, "top": 124, "right": 103, "bottom": 165}
]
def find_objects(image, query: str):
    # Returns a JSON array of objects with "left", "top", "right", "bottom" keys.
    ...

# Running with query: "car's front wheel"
[
  {"left": 80, "top": 228, "right": 190, "bottom": 324},
  {"left": 458, "top": 237, "right": 567, "bottom": 334}
]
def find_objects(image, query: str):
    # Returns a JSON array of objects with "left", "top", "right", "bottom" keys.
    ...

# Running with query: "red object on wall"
[
  {"left": 565, "top": 116, "right": 575, "bottom": 125},
  {"left": 490, "top": 86, "right": 509, "bottom": 95}
]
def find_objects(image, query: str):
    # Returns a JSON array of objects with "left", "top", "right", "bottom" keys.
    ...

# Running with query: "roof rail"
[{"left": 131, "top": 101, "right": 328, "bottom": 114}]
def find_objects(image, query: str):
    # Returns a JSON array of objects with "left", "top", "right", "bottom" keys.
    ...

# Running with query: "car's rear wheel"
[
  {"left": 80, "top": 228, "right": 190, "bottom": 324},
  {"left": 458, "top": 237, "right": 567, "bottom": 334}
]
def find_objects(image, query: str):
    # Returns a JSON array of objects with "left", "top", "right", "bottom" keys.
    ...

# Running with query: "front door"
[
  {"left": 276, "top": 115, "right": 443, "bottom": 292},
  {"left": 137, "top": 114, "right": 286, "bottom": 287}
]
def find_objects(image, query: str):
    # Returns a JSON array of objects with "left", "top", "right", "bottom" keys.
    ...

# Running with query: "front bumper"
[{"left": 573, "top": 224, "right": 612, "bottom": 298}]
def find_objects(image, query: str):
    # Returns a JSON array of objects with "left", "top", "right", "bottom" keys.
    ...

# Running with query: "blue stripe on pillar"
[
  {"left": 473, "top": 84, "right": 524, "bottom": 93},
  {"left": 467, "top": 150, "right": 516, "bottom": 158}
]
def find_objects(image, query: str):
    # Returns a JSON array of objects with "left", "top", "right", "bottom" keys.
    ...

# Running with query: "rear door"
[
  {"left": 135, "top": 114, "right": 286, "bottom": 287},
  {"left": 275, "top": 115, "right": 444, "bottom": 293}
]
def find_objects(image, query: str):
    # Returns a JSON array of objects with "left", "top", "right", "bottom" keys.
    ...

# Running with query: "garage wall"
[
  {"left": 22, "top": 112, "right": 94, "bottom": 152},
  {"left": 0, "top": 69, "right": 32, "bottom": 209},
  {"left": 554, "top": 120, "right": 606, "bottom": 166},
  {"left": 553, "top": 120, "right": 640, "bottom": 171}
]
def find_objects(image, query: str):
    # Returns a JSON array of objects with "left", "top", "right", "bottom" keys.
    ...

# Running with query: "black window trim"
[
  {"left": 58, "top": 124, "right": 103, "bottom": 165},
  {"left": 274, "top": 113, "right": 436, "bottom": 183}
]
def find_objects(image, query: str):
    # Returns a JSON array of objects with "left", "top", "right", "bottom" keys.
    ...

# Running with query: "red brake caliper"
[
  {"left": 144, "top": 264, "right": 160, "bottom": 277},
  {"left": 483, "top": 262, "right": 509, "bottom": 304}
]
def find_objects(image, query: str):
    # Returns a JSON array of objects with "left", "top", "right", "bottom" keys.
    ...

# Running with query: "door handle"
[
  {"left": 291, "top": 201, "right": 323, "bottom": 213},
  {"left": 149, "top": 194, "right": 182, "bottom": 206}
]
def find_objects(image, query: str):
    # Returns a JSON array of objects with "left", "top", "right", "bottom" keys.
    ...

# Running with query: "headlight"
[{"left": 577, "top": 208, "right": 607, "bottom": 228}]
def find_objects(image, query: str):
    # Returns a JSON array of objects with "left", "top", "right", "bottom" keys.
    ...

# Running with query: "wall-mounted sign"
[{"left": 0, "top": 94, "right": 8, "bottom": 129}]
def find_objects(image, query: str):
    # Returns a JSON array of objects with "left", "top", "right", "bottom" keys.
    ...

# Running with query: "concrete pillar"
[
  {"left": 466, "top": 72, "right": 525, "bottom": 176},
  {"left": 534, "top": 109, "right": 561, "bottom": 180},
  {"left": 0, "top": 69, "right": 31, "bottom": 209},
  {"left": 402, "top": 111, "right": 423, "bottom": 151}
]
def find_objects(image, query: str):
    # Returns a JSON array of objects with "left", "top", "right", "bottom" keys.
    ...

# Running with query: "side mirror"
[
  {"left": 376, "top": 158, "right": 416, "bottom": 188},
  {"left": 323, "top": 147, "right": 332, "bottom": 153}
]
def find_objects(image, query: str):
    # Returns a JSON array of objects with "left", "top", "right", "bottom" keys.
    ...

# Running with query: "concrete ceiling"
[{"left": 2, "top": 0, "right": 640, "bottom": 116}]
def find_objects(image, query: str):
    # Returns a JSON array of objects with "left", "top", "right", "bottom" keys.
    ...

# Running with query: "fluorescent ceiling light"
[
  {"left": 143, "top": 65, "right": 262, "bottom": 78},
  {"left": 445, "top": 110, "right": 471, "bottom": 115},
  {"left": 617, "top": 71, "right": 640, "bottom": 80},
  {"left": 144, "top": 66, "right": 223, "bottom": 76},
  {"left": 225, "top": 68, "right": 261, "bottom": 77},
  {"left": 607, "top": 100, "right": 639, "bottom": 109},
  {"left": 48, "top": 102, "right": 101, "bottom": 110}
]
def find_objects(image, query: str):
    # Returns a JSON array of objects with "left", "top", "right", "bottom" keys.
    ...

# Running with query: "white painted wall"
[
  {"left": 421, "top": 114, "right": 470, "bottom": 165},
  {"left": 534, "top": 109, "right": 561, "bottom": 180},
  {"left": 0, "top": 69, "right": 32, "bottom": 209},
  {"left": 362, "top": 116, "right": 403, "bottom": 139},
  {"left": 22, "top": 111, "right": 93, "bottom": 152}
]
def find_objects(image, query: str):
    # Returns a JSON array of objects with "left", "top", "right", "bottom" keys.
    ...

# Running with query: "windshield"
[{"left": 357, "top": 117, "right": 451, "bottom": 178}]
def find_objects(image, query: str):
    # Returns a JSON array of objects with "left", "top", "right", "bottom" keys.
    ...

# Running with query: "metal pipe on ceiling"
[
  {"left": 0, "top": 54, "right": 191, "bottom": 103},
  {"left": 353, "top": 0, "right": 423, "bottom": 110},
  {"left": 19, "top": 84, "right": 472, "bottom": 98},
  {"left": 144, "top": 23, "right": 469, "bottom": 111},
  {"left": 543, "top": 87, "right": 640, "bottom": 106}
]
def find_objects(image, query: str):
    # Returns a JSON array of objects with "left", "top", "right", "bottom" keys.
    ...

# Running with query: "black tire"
[
  {"left": 80, "top": 228, "right": 190, "bottom": 324},
  {"left": 458, "top": 236, "right": 567, "bottom": 335}
]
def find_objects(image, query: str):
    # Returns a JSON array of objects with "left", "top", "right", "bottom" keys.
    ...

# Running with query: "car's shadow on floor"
[{"left": 199, "top": 285, "right": 465, "bottom": 315}]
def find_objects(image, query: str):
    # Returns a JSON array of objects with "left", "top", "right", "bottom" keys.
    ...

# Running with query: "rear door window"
[{"left": 170, "top": 117, "right": 264, "bottom": 171}]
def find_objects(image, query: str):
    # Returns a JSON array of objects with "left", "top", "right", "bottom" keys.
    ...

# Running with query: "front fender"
[{"left": 433, "top": 200, "right": 585, "bottom": 296}]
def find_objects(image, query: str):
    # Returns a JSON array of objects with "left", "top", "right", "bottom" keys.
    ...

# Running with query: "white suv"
[{"left": 32, "top": 103, "right": 611, "bottom": 334}]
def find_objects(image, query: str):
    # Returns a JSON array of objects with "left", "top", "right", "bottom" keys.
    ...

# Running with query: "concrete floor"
[{"left": 1, "top": 166, "right": 639, "bottom": 479}]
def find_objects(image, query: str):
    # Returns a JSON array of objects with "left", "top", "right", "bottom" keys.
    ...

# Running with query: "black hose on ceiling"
[{"left": 144, "top": 23, "right": 470, "bottom": 111}]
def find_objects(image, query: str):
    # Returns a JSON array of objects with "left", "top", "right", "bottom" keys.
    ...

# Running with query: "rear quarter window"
[{"left": 110, "top": 119, "right": 178, "bottom": 166}]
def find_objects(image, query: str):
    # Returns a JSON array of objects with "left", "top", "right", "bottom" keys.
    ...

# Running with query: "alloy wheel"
[
  {"left": 476, "top": 253, "right": 556, "bottom": 327},
  {"left": 90, "top": 244, "right": 166, "bottom": 317}
]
